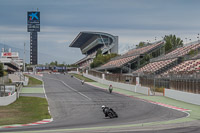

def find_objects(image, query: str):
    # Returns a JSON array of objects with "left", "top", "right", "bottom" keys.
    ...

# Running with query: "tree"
[
  {"left": 137, "top": 42, "right": 146, "bottom": 48},
  {"left": 164, "top": 35, "right": 183, "bottom": 52},
  {"left": 50, "top": 61, "right": 58, "bottom": 66},
  {"left": 67, "top": 64, "right": 77, "bottom": 67},
  {"left": 164, "top": 38, "right": 173, "bottom": 52},
  {"left": 96, "top": 49, "right": 102, "bottom": 56},
  {"left": 0, "top": 63, "right": 4, "bottom": 77}
]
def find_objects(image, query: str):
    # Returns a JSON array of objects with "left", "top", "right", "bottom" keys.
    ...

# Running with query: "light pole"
[
  {"left": 185, "top": 38, "right": 187, "bottom": 44},
  {"left": 23, "top": 42, "right": 26, "bottom": 72},
  {"left": 197, "top": 33, "right": 199, "bottom": 43}
]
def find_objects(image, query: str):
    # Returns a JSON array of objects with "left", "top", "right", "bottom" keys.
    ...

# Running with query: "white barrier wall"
[
  {"left": 84, "top": 73, "right": 151, "bottom": 95},
  {"left": 68, "top": 71, "right": 79, "bottom": 74},
  {"left": 165, "top": 88, "right": 200, "bottom": 105},
  {"left": 0, "top": 92, "right": 17, "bottom": 106}
]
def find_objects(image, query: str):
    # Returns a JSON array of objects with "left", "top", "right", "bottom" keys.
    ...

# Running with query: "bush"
[
  {"left": 188, "top": 49, "right": 198, "bottom": 56},
  {"left": 155, "top": 87, "right": 164, "bottom": 93},
  {"left": 0, "top": 63, "right": 4, "bottom": 77}
]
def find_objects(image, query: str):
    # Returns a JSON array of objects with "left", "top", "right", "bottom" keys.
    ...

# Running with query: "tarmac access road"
[{"left": 1, "top": 73, "right": 198, "bottom": 133}]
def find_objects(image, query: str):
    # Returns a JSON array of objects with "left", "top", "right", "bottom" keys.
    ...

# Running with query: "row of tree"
[
  {"left": 90, "top": 49, "right": 118, "bottom": 68},
  {"left": 26, "top": 61, "right": 77, "bottom": 68}
]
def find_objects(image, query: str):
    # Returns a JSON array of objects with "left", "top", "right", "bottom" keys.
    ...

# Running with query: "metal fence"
[
  {"left": 88, "top": 70, "right": 200, "bottom": 94},
  {"left": 105, "top": 73, "right": 136, "bottom": 84},
  {"left": 0, "top": 76, "right": 9, "bottom": 84},
  {"left": 88, "top": 70, "right": 103, "bottom": 79}
]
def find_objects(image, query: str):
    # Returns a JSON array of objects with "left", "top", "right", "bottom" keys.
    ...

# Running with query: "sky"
[{"left": 0, "top": 0, "right": 200, "bottom": 64}]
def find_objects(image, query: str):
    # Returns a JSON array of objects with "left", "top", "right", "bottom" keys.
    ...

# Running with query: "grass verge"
[
  {"left": 70, "top": 73, "right": 95, "bottom": 82},
  {"left": 0, "top": 96, "right": 50, "bottom": 126},
  {"left": 25, "top": 75, "right": 43, "bottom": 86}
]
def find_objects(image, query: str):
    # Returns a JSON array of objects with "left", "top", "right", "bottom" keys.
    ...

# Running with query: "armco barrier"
[
  {"left": 83, "top": 73, "right": 152, "bottom": 95},
  {"left": 164, "top": 88, "right": 200, "bottom": 105},
  {"left": 0, "top": 92, "right": 17, "bottom": 106}
]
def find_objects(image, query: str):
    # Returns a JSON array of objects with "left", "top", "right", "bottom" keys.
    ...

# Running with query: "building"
[
  {"left": 69, "top": 31, "right": 118, "bottom": 69},
  {"left": 0, "top": 48, "right": 22, "bottom": 73}
]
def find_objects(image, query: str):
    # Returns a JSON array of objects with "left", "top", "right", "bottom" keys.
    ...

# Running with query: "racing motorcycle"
[
  {"left": 107, "top": 108, "right": 118, "bottom": 118},
  {"left": 102, "top": 105, "right": 118, "bottom": 118}
]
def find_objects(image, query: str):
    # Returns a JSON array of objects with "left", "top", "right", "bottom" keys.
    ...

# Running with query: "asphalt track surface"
[{"left": 0, "top": 73, "right": 197, "bottom": 133}]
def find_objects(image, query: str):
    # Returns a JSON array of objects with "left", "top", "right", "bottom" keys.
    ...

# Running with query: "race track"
[{"left": 0, "top": 74, "right": 192, "bottom": 133}]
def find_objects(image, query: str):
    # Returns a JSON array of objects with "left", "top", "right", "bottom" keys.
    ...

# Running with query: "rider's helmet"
[{"left": 102, "top": 105, "right": 106, "bottom": 109}]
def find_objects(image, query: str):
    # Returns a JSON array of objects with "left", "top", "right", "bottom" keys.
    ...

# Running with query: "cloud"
[{"left": 0, "top": 0, "right": 200, "bottom": 64}]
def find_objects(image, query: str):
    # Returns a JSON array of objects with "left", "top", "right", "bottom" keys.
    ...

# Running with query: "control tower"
[{"left": 27, "top": 11, "right": 40, "bottom": 65}]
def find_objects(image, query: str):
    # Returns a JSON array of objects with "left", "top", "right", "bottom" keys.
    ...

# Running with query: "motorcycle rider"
[
  {"left": 81, "top": 80, "right": 84, "bottom": 85},
  {"left": 108, "top": 85, "right": 113, "bottom": 94},
  {"left": 102, "top": 105, "right": 109, "bottom": 117},
  {"left": 102, "top": 105, "right": 118, "bottom": 118}
]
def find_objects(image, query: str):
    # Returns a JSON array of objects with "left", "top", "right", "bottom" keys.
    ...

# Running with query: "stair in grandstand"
[
  {"left": 121, "top": 65, "right": 132, "bottom": 73},
  {"left": 155, "top": 57, "right": 182, "bottom": 75}
]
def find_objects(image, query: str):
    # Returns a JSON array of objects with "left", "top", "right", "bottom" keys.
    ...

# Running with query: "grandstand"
[
  {"left": 151, "top": 41, "right": 200, "bottom": 62},
  {"left": 69, "top": 31, "right": 118, "bottom": 69},
  {"left": 133, "top": 41, "right": 200, "bottom": 75},
  {"left": 97, "top": 41, "right": 165, "bottom": 73},
  {"left": 135, "top": 58, "right": 178, "bottom": 74},
  {"left": 163, "top": 58, "right": 200, "bottom": 75}
]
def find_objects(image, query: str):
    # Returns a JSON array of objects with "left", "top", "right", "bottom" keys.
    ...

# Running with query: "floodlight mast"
[{"left": 23, "top": 42, "right": 26, "bottom": 72}]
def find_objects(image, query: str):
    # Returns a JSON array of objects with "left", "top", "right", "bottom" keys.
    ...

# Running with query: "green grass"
[
  {"left": 0, "top": 96, "right": 51, "bottom": 126},
  {"left": 25, "top": 75, "right": 42, "bottom": 86},
  {"left": 70, "top": 73, "right": 95, "bottom": 82}
]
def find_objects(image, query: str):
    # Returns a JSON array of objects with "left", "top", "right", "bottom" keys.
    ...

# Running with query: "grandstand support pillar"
[
  {"left": 99, "top": 35, "right": 106, "bottom": 47},
  {"left": 153, "top": 73, "right": 156, "bottom": 95},
  {"left": 128, "top": 63, "right": 131, "bottom": 73},
  {"left": 137, "top": 59, "right": 140, "bottom": 69}
]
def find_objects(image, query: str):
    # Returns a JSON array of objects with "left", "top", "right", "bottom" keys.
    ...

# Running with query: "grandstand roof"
[{"left": 69, "top": 31, "right": 116, "bottom": 48}]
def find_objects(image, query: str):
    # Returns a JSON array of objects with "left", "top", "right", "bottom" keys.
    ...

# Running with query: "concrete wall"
[
  {"left": 23, "top": 76, "right": 29, "bottom": 86},
  {"left": 84, "top": 73, "right": 152, "bottom": 95},
  {"left": 0, "top": 92, "right": 17, "bottom": 106},
  {"left": 165, "top": 88, "right": 200, "bottom": 105}
]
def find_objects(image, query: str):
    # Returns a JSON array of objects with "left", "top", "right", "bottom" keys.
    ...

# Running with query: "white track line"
[
  {"left": 44, "top": 77, "right": 91, "bottom": 101},
  {"left": 31, "top": 74, "right": 53, "bottom": 118},
  {"left": 61, "top": 81, "right": 91, "bottom": 100}
]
